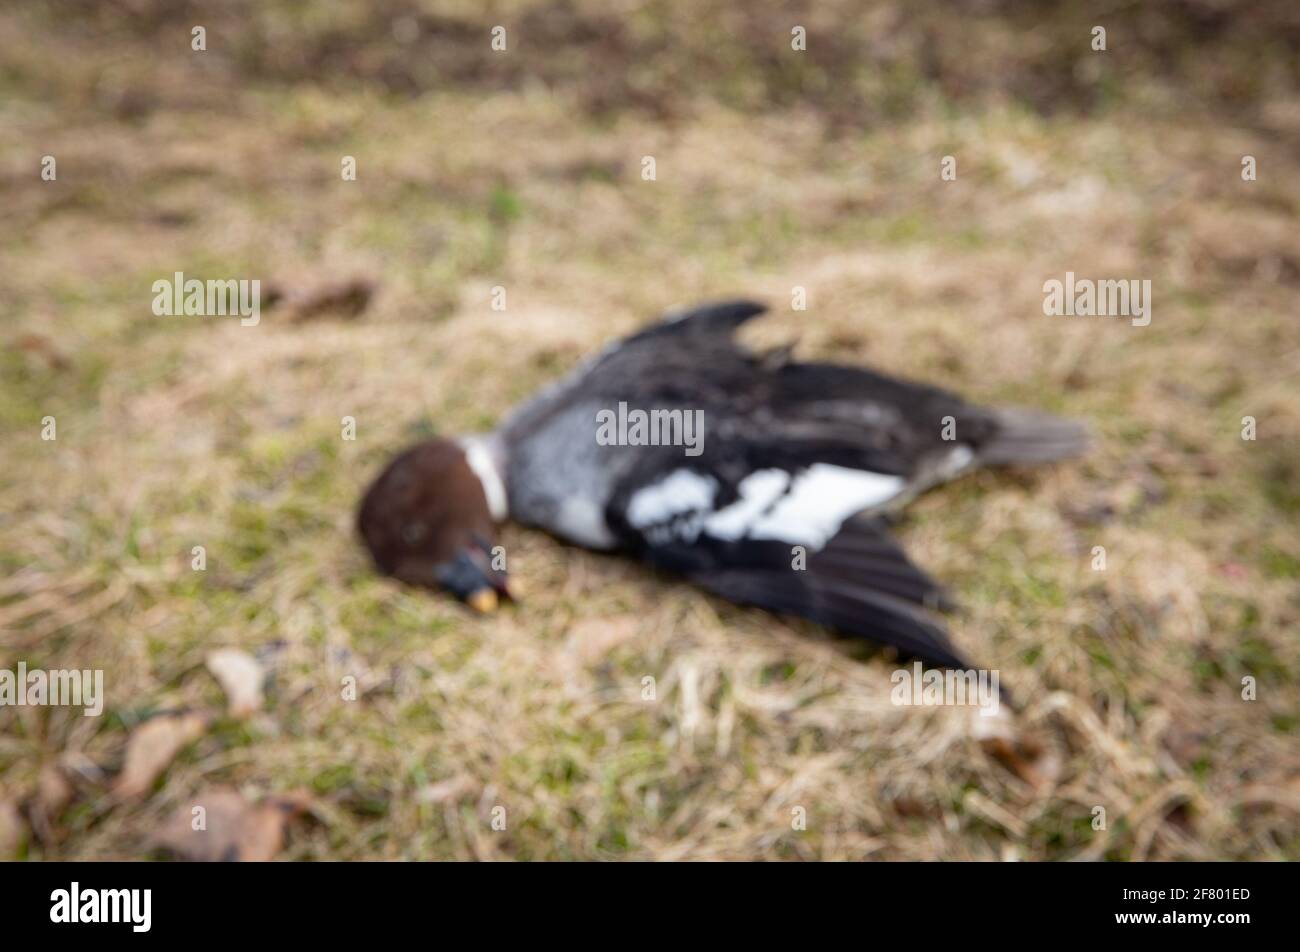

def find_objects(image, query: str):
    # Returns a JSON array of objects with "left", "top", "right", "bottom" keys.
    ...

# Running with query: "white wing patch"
[
  {"left": 627, "top": 464, "right": 904, "bottom": 551},
  {"left": 703, "top": 469, "right": 790, "bottom": 539},
  {"left": 712, "top": 464, "right": 904, "bottom": 548},
  {"left": 626, "top": 469, "right": 718, "bottom": 529}
]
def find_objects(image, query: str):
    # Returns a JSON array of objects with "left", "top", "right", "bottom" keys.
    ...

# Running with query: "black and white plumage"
[{"left": 359, "top": 300, "right": 1087, "bottom": 672}]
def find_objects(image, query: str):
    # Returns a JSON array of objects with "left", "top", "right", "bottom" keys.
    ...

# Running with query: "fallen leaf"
[
  {"left": 13, "top": 333, "right": 70, "bottom": 370},
  {"left": 889, "top": 795, "right": 939, "bottom": 819},
  {"left": 979, "top": 735, "right": 1062, "bottom": 791},
  {"left": 113, "top": 711, "right": 210, "bottom": 800},
  {"left": 972, "top": 708, "right": 1061, "bottom": 791},
  {"left": 205, "top": 648, "right": 265, "bottom": 718},
  {"left": 269, "top": 276, "right": 377, "bottom": 323},
  {"left": 152, "top": 787, "right": 313, "bottom": 861}
]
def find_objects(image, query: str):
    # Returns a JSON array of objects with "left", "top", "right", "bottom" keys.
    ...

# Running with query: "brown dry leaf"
[
  {"left": 205, "top": 648, "right": 265, "bottom": 718},
  {"left": 890, "top": 795, "right": 939, "bottom": 819},
  {"left": 113, "top": 711, "right": 210, "bottom": 800},
  {"left": 979, "top": 735, "right": 1062, "bottom": 791},
  {"left": 271, "top": 276, "right": 376, "bottom": 323},
  {"left": 0, "top": 797, "right": 24, "bottom": 858},
  {"left": 152, "top": 787, "right": 313, "bottom": 861},
  {"left": 13, "top": 333, "right": 71, "bottom": 370},
  {"left": 971, "top": 706, "right": 1061, "bottom": 790}
]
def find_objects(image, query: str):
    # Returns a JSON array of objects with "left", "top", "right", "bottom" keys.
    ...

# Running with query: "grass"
[{"left": 0, "top": 1, "right": 1297, "bottom": 860}]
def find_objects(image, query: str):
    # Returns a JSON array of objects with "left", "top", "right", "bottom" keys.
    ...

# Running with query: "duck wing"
[{"left": 604, "top": 450, "right": 970, "bottom": 669}]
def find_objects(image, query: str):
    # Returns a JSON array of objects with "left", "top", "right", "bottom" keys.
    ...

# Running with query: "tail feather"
[{"left": 978, "top": 408, "right": 1089, "bottom": 466}]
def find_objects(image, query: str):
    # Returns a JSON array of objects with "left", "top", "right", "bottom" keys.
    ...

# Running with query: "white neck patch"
[{"left": 461, "top": 438, "right": 509, "bottom": 522}]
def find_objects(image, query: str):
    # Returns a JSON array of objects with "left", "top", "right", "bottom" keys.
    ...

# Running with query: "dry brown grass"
[{"left": 1, "top": 1, "right": 1297, "bottom": 860}]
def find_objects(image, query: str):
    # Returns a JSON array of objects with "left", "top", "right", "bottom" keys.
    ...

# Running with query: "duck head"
[{"left": 357, "top": 438, "right": 510, "bottom": 611}]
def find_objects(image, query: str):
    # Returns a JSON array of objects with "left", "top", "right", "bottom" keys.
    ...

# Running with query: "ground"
[{"left": 1, "top": 1, "right": 1297, "bottom": 860}]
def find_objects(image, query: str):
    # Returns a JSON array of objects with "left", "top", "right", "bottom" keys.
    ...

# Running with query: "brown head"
[{"left": 357, "top": 439, "right": 509, "bottom": 611}]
